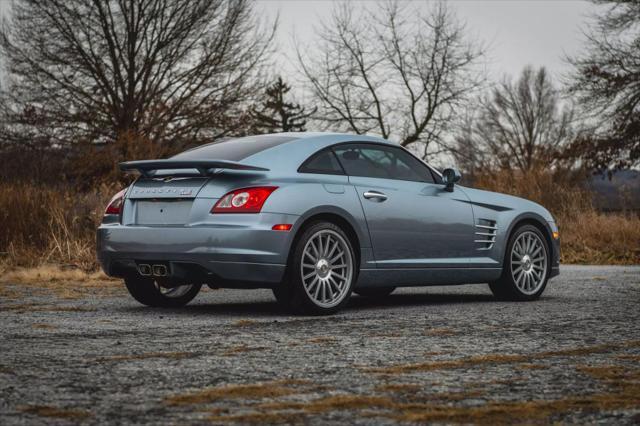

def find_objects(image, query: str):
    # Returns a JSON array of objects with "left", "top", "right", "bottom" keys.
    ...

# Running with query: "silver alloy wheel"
[
  {"left": 301, "top": 229, "right": 353, "bottom": 308},
  {"left": 154, "top": 282, "right": 194, "bottom": 298},
  {"left": 510, "top": 231, "right": 547, "bottom": 295}
]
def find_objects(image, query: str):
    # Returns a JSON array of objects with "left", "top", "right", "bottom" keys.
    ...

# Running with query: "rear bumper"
[
  {"left": 97, "top": 213, "right": 299, "bottom": 287},
  {"left": 101, "top": 257, "right": 285, "bottom": 288}
]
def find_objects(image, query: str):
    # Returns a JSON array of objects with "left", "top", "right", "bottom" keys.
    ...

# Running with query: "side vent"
[{"left": 475, "top": 219, "right": 497, "bottom": 250}]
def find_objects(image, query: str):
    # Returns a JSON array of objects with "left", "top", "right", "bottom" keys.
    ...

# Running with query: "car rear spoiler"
[{"left": 119, "top": 159, "right": 269, "bottom": 177}]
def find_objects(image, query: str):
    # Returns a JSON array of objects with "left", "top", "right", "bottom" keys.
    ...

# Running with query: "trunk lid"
[
  {"left": 121, "top": 158, "right": 270, "bottom": 225},
  {"left": 128, "top": 177, "right": 208, "bottom": 200},
  {"left": 128, "top": 177, "right": 209, "bottom": 225}
]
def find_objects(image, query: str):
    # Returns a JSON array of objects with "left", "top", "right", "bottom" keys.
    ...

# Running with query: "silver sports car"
[{"left": 97, "top": 133, "right": 560, "bottom": 315}]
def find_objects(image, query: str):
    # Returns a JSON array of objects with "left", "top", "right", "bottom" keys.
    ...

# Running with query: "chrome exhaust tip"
[
  {"left": 152, "top": 264, "right": 168, "bottom": 277},
  {"left": 138, "top": 264, "right": 152, "bottom": 276}
]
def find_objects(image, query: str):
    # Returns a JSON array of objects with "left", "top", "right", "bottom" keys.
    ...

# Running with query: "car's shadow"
[
  {"left": 348, "top": 292, "right": 497, "bottom": 310},
  {"left": 120, "top": 291, "right": 501, "bottom": 318}
]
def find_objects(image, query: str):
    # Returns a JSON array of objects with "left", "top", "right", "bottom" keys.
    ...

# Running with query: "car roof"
[
  {"left": 171, "top": 132, "right": 399, "bottom": 175},
  {"left": 241, "top": 132, "right": 398, "bottom": 173}
]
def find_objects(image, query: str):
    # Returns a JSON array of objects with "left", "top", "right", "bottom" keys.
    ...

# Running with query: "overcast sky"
[
  {"left": 0, "top": 0, "right": 601, "bottom": 84},
  {"left": 259, "top": 0, "right": 601, "bottom": 82}
]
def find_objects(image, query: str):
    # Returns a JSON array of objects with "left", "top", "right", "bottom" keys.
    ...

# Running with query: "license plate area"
[{"left": 135, "top": 200, "right": 193, "bottom": 225}]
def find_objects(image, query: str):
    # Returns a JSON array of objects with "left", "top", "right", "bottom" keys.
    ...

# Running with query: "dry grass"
[
  {"left": 0, "top": 182, "right": 118, "bottom": 271},
  {"left": 31, "top": 323, "right": 58, "bottom": 330},
  {"left": 305, "top": 395, "right": 395, "bottom": 412},
  {"left": 367, "top": 341, "right": 634, "bottom": 375},
  {"left": 223, "top": 345, "right": 267, "bottom": 356},
  {"left": 306, "top": 336, "right": 337, "bottom": 344},
  {"left": 232, "top": 319, "right": 257, "bottom": 327},
  {"left": 1, "top": 265, "right": 113, "bottom": 284},
  {"left": 370, "top": 331, "right": 403, "bottom": 338},
  {"left": 231, "top": 368, "right": 638, "bottom": 424},
  {"left": 256, "top": 394, "right": 396, "bottom": 413},
  {"left": 195, "top": 359, "right": 640, "bottom": 424},
  {"left": 0, "top": 303, "right": 95, "bottom": 313},
  {"left": 560, "top": 209, "right": 640, "bottom": 264},
  {"left": 165, "top": 380, "right": 308, "bottom": 406},
  {"left": 374, "top": 383, "right": 422, "bottom": 393},
  {"left": 475, "top": 167, "right": 640, "bottom": 265},
  {"left": 388, "top": 389, "right": 640, "bottom": 424},
  {"left": 93, "top": 352, "right": 195, "bottom": 363},
  {"left": 616, "top": 354, "right": 640, "bottom": 362},
  {"left": 385, "top": 364, "right": 640, "bottom": 424},
  {"left": 208, "top": 410, "right": 305, "bottom": 424},
  {"left": 424, "top": 327, "right": 458, "bottom": 337},
  {"left": 0, "top": 283, "right": 24, "bottom": 300},
  {"left": 18, "top": 405, "right": 91, "bottom": 420},
  {"left": 576, "top": 364, "right": 640, "bottom": 382},
  {"left": 518, "top": 363, "right": 548, "bottom": 370},
  {"left": 0, "top": 265, "right": 121, "bottom": 301},
  {"left": 369, "top": 354, "right": 531, "bottom": 375}
]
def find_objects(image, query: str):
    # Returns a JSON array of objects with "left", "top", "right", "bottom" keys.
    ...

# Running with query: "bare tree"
[
  {"left": 0, "top": 0, "right": 275, "bottom": 154},
  {"left": 450, "top": 106, "right": 490, "bottom": 180},
  {"left": 297, "top": 1, "right": 484, "bottom": 159},
  {"left": 455, "top": 66, "right": 575, "bottom": 173},
  {"left": 566, "top": 0, "right": 640, "bottom": 171}
]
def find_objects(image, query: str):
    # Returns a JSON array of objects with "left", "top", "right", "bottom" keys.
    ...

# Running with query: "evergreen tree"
[{"left": 251, "top": 77, "right": 316, "bottom": 133}]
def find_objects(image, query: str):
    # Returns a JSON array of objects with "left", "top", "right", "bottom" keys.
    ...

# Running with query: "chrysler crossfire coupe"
[{"left": 97, "top": 133, "right": 560, "bottom": 315}]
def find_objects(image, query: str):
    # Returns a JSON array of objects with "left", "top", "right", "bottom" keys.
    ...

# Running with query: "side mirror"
[{"left": 442, "top": 168, "right": 461, "bottom": 192}]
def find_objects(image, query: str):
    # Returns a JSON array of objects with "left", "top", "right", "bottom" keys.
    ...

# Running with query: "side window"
[
  {"left": 333, "top": 144, "right": 434, "bottom": 183},
  {"left": 298, "top": 149, "right": 345, "bottom": 175}
]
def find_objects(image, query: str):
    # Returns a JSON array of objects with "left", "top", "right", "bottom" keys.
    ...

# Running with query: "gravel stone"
[{"left": 1, "top": 265, "right": 639, "bottom": 424}]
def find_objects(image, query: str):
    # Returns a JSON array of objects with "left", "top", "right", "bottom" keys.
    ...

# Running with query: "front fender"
[{"left": 502, "top": 212, "right": 560, "bottom": 276}]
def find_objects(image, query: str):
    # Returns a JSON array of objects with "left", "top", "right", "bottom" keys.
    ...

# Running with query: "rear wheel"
[
  {"left": 278, "top": 221, "right": 357, "bottom": 315},
  {"left": 124, "top": 276, "right": 201, "bottom": 307},
  {"left": 272, "top": 284, "right": 294, "bottom": 308},
  {"left": 354, "top": 287, "right": 396, "bottom": 298},
  {"left": 489, "top": 224, "right": 549, "bottom": 301}
]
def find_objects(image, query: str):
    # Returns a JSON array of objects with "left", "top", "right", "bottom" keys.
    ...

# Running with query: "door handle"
[{"left": 363, "top": 190, "right": 387, "bottom": 201}]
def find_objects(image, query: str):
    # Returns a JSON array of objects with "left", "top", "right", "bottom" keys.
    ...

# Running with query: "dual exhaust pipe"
[{"left": 138, "top": 263, "right": 168, "bottom": 277}]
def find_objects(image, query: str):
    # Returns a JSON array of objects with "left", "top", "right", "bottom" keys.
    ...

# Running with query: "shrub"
[
  {"left": 473, "top": 167, "right": 639, "bottom": 264},
  {"left": 0, "top": 171, "right": 637, "bottom": 271},
  {"left": 0, "top": 182, "right": 119, "bottom": 270}
]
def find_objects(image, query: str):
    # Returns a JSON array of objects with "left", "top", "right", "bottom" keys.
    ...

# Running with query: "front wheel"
[
  {"left": 489, "top": 224, "right": 550, "bottom": 301},
  {"left": 124, "top": 276, "right": 201, "bottom": 308},
  {"left": 280, "top": 221, "right": 357, "bottom": 315}
]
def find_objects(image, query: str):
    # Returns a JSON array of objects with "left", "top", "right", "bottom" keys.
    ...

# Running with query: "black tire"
[
  {"left": 124, "top": 276, "right": 201, "bottom": 308},
  {"left": 354, "top": 287, "right": 396, "bottom": 298},
  {"left": 279, "top": 221, "right": 358, "bottom": 315},
  {"left": 272, "top": 284, "right": 294, "bottom": 308},
  {"left": 489, "top": 224, "right": 550, "bottom": 301}
]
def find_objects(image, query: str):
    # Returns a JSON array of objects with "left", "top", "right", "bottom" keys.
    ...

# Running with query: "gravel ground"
[{"left": 1, "top": 265, "right": 640, "bottom": 425}]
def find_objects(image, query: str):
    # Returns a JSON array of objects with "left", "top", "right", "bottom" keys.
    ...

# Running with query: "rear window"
[
  {"left": 299, "top": 149, "right": 345, "bottom": 175},
  {"left": 172, "top": 135, "right": 296, "bottom": 162}
]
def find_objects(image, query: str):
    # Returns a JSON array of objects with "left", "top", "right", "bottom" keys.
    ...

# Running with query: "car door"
[{"left": 333, "top": 143, "right": 475, "bottom": 269}]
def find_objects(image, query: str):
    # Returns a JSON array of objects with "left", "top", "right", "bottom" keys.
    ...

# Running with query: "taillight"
[
  {"left": 105, "top": 189, "right": 126, "bottom": 215},
  {"left": 211, "top": 186, "right": 278, "bottom": 214},
  {"left": 272, "top": 224, "right": 292, "bottom": 231}
]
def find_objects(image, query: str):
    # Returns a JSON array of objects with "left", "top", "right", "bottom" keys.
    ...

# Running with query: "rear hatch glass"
[{"left": 172, "top": 135, "right": 296, "bottom": 161}]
